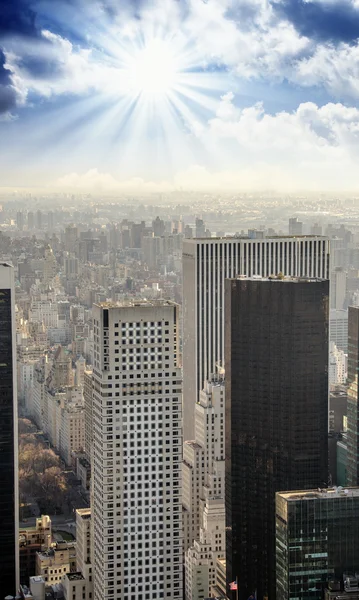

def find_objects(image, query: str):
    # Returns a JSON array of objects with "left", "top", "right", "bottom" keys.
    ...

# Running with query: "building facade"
[
  {"left": 19, "top": 515, "right": 52, "bottom": 586},
  {"left": 347, "top": 306, "right": 359, "bottom": 485},
  {"left": 225, "top": 276, "right": 329, "bottom": 600},
  {"left": 182, "top": 236, "right": 330, "bottom": 441},
  {"left": 184, "top": 377, "right": 226, "bottom": 600},
  {"left": 0, "top": 263, "right": 19, "bottom": 595},
  {"left": 91, "top": 300, "right": 183, "bottom": 600},
  {"left": 276, "top": 488, "right": 359, "bottom": 600},
  {"left": 76, "top": 508, "right": 93, "bottom": 599}
]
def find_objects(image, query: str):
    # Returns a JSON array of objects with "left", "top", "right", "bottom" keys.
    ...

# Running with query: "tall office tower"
[
  {"left": 289, "top": 217, "right": 303, "bottom": 235},
  {"left": 276, "top": 488, "right": 359, "bottom": 600},
  {"left": 47, "top": 211, "right": 54, "bottom": 230},
  {"left": 225, "top": 276, "right": 329, "bottom": 600},
  {"left": 65, "top": 225, "right": 79, "bottom": 254},
  {"left": 195, "top": 218, "right": 206, "bottom": 238},
  {"left": 183, "top": 376, "right": 226, "bottom": 600},
  {"left": 91, "top": 300, "right": 182, "bottom": 600},
  {"left": 0, "top": 263, "right": 19, "bottom": 595},
  {"left": 35, "top": 209, "right": 43, "bottom": 230},
  {"left": 346, "top": 306, "right": 359, "bottom": 485},
  {"left": 43, "top": 244, "right": 57, "bottom": 285},
  {"left": 27, "top": 211, "right": 34, "bottom": 230},
  {"left": 311, "top": 222, "right": 323, "bottom": 236},
  {"left": 182, "top": 236, "right": 330, "bottom": 441},
  {"left": 331, "top": 267, "right": 346, "bottom": 310},
  {"left": 330, "top": 309, "right": 348, "bottom": 353},
  {"left": 16, "top": 210, "right": 24, "bottom": 231}
]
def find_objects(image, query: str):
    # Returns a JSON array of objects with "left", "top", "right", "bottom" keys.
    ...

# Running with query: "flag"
[{"left": 230, "top": 581, "right": 238, "bottom": 590}]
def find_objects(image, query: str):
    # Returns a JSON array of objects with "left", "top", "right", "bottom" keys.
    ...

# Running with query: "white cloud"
[
  {"left": 3, "top": 31, "right": 117, "bottom": 104},
  {"left": 183, "top": 95, "right": 359, "bottom": 190},
  {"left": 293, "top": 41, "right": 359, "bottom": 99},
  {"left": 52, "top": 94, "right": 359, "bottom": 192},
  {"left": 2, "top": 0, "right": 312, "bottom": 106},
  {"left": 3, "top": 0, "right": 359, "bottom": 110},
  {"left": 53, "top": 93, "right": 359, "bottom": 191}
]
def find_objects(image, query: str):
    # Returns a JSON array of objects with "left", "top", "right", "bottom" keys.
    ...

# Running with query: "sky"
[{"left": 1, "top": 0, "right": 359, "bottom": 192}]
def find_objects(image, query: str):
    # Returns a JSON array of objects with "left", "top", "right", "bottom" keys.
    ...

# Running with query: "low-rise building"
[
  {"left": 36, "top": 542, "right": 76, "bottom": 585},
  {"left": 62, "top": 572, "right": 87, "bottom": 600},
  {"left": 20, "top": 516, "right": 52, "bottom": 587}
]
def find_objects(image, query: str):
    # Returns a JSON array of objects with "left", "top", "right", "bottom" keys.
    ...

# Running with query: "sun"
[{"left": 127, "top": 39, "right": 178, "bottom": 96}]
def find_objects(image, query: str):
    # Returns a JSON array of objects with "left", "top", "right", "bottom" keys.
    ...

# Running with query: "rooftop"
[
  {"left": 235, "top": 275, "right": 326, "bottom": 283},
  {"left": 184, "top": 441, "right": 203, "bottom": 451},
  {"left": 76, "top": 507, "right": 91, "bottom": 519},
  {"left": 66, "top": 572, "right": 85, "bottom": 581},
  {"left": 95, "top": 299, "right": 177, "bottom": 309},
  {"left": 184, "top": 235, "right": 328, "bottom": 243},
  {"left": 278, "top": 486, "right": 359, "bottom": 501}
]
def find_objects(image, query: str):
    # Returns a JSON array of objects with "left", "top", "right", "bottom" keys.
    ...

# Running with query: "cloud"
[
  {"left": 0, "top": 49, "right": 17, "bottom": 115},
  {"left": 0, "top": 0, "right": 38, "bottom": 38},
  {"left": 0, "top": 0, "right": 312, "bottom": 110},
  {"left": 206, "top": 92, "right": 359, "bottom": 149},
  {"left": 274, "top": 0, "right": 359, "bottom": 43},
  {"left": 187, "top": 93, "right": 359, "bottom": 190},
  {"left": 293, "top": 40, "right": 359, "bottom": 98},
  {"left": 2, "top": 0, "right": 358, "bottom": 113},
  {"left": 3, "top": 30, "right": 115, "bottom": 103},
  {"left": 2, "top": 0, "right": 359, "bottom": 113},
  {"left": 52, "top": 91, "right": 359, "bottom": 192}
]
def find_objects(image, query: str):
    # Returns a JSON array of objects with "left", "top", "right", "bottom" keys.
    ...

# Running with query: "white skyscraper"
[
  {"left": 183, "top": 376, "right": 226, "bottom": 600},
  {"left": 91, "top": 300, "right": 183, "bottom": 600},
  {"left": 182, "top": 236, "right": 330, "bottom": 440},
  {"left": 330, "top": 266, "right": 346, "bottom": 310}
]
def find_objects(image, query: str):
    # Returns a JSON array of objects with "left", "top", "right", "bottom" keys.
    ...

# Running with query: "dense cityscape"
[
  {"left": 3, "top": 0, "right": 359, "bottom": 598},
  {"left": 0, "top": 193, "right": 358, "bottom": 599}
]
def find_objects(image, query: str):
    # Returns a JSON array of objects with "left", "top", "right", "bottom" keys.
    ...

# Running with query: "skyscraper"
[
  {"left": 288, "top": 217, "right": 303, "bottom": 235},
  {"left": 225, "top": 276, "right": 329, "bottom": 600},
  {"left": 91, "top": 300, "right": 182, "bottom": 600},
  {"left": 182, "top": 236, "right": 330, "bottom": 441},
  {"left": 0, "top": 263, "right": 19, "bottom": 595},
  {"left": 276, "top": 487, "right": 359, "bottom": 600},
  {"left": 183, "top": 375, "right": 226, "bottom": 600},
  {"left": 346, "top": 306, "right": 359, "bottom": 486}
]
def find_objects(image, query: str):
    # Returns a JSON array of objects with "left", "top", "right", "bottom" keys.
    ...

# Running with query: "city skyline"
[{"left": 2, "top": 0, "right": 359, "bottom": 192}]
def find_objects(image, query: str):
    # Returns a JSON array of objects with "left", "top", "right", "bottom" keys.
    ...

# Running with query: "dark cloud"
[
  {"left": 0, "top": 0, "right": 39, "bottom": 114},
  {"left": 0, "top": 49, "right": 16, "bottom": 114},
  {"left": 274, "top": 0, "right": 359, "bottom": 43},
  {"left": 0, "top": 0, "right": 38, "bottom": 38}
]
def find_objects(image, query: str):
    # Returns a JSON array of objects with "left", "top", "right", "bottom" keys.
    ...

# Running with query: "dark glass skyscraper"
[
  {"left": 182, "top": 236, "right": 329, "bottom": 442},
  {"left": 0, "top": 264, "right": 19, "bottom": 594},
  {"left": 225, "top": 276, "right": 329, "bottom": 600},
  {"left": 347, "top": 306, "right": 359, "bottom": 486}
]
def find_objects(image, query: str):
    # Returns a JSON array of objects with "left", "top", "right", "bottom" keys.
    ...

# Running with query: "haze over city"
[{"left": 2, "top": 0, "right": 359, "bottom": 192}]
